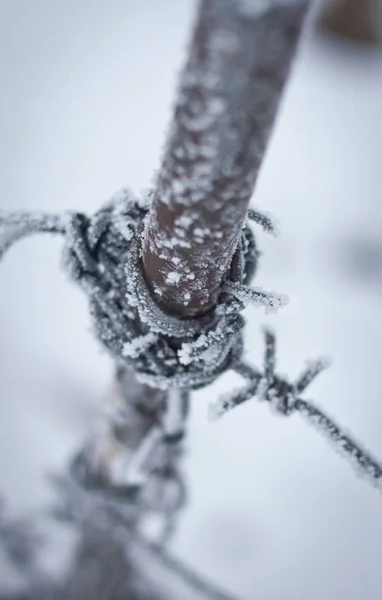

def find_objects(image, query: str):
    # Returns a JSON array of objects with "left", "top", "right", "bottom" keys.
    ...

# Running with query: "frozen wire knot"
[
  {"left": 2, "top": 194, "right": 382, "bottom": 493},
  {"left": 210, "top": 327, "right": 329, "bottom": 420},
  {"left": 0, "top": 195, "right": 275, "bottom": 393}
]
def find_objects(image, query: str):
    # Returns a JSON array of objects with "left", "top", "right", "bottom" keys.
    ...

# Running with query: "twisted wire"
[{"left": 1, "top": 190, "right": 382, "bottom": 493}]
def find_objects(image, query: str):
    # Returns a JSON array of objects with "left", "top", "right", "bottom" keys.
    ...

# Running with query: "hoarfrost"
[
  {"left": 222, "top": 281, "right": 289, "bottom": 314},
  {"left": 1, "top": 193, "right": 381, "bottom": 495},
  {"left": 122, "top": 333, "right": 158, "bottom": 359},
  {"left": 165, "top": 272, "right": 182, "bottom": 285}
]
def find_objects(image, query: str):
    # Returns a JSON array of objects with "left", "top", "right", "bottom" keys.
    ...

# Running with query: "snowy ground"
[{"left": 1, "top": 1, "right": 382, "bottom": 598}]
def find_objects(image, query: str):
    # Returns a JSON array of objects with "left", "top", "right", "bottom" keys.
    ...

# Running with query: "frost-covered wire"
[
  {"left": 209, "top": 328, "right": 382, "bottom": 489},
  {"left": 0, "top": 190, "right": 280, "bottom": 393},
  {"left": 1, "top": 190, "right": 382, "bottom": 493},
  {"left": 142, "top": 0, "right": 309, "bottom": 317}
]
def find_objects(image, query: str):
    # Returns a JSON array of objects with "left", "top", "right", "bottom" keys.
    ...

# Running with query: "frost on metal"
[
  {"left": 209, "top": 329, "right": 382, "bottom": 490},
  {"left": 0, "top": 0, "right": 381, "bottom": 595},
  {"left": 0, "top": 191, "right": 281, "bottom": 393},
  {"left": 1, "top": 192, "right": 382, "bottom": 493},
  {"left": 142, "top": 0, "right": 309, "bottom": 318}
]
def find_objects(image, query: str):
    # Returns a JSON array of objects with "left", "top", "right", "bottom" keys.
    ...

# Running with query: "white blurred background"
[{"left": 1, "top": 1, "right": 382, "bottom": 598}]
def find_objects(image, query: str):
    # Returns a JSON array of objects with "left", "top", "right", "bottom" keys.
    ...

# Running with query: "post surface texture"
[{"left": 142, "top": 0, "right": 308, "bottom": 318}]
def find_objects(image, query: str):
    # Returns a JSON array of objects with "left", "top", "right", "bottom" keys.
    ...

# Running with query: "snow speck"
[{"left": 165, "top": 272, "right": 181, "bottom": 285}]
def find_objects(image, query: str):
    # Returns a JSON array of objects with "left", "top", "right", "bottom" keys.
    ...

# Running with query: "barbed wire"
[
  {"left": 1, "top": 189, "right": 382, "bottom": 598},
  {"left": 1, "top": 189, "right": 382, "bottom": 491}
]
